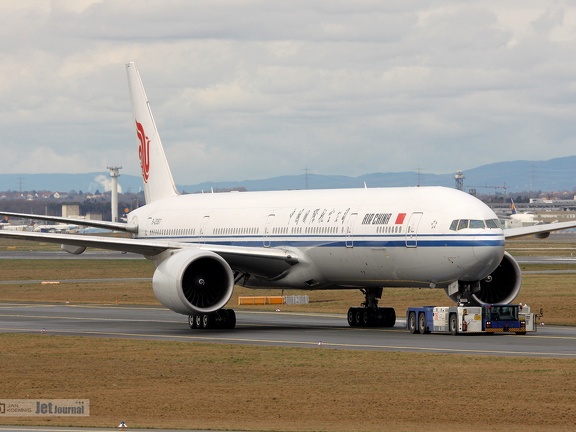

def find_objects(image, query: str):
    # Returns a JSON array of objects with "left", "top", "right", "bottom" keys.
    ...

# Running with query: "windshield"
[
  {"left": 450, "top": 219, "right": 501, "bottom": 231},
  {"left": 486, "top": 305, "right": 518, "bottom": 321}
]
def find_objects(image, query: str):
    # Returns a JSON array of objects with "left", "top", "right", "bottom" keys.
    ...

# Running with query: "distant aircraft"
[
  {"left": 32, "top": 222, "right": 79, "bottom": 233},
  {"left": 503, "top": 199, "right": 541, "bottom": 229},
  {"left": 2, "top": 62, "right": 576, "bottom": 330},
  {"left": 0, "top": 216, "right": 26, "bottom": 231}
]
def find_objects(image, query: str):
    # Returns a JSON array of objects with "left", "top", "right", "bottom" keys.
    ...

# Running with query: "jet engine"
[
  {"left": 446, "top": 252, "right": 522, "bottom": 306},
  {"left": 152, "top": 249, "right": 234, "bottom": 315}
]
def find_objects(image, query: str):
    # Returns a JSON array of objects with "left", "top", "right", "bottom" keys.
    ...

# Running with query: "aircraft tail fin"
[{"left": 126, "top": 62, "right": 179, "bottom": 203}]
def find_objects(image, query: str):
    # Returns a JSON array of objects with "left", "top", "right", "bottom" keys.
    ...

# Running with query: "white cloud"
[{"left": 1, "top": 0, "right": 576, "bottom": 186}]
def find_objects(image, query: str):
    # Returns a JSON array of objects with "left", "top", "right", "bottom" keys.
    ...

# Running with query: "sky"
[{"left": 2, "top": 1, "right": 576, "bottom": 185}]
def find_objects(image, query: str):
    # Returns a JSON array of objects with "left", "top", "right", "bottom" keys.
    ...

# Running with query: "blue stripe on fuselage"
[{"left": 143, "top": 233, "right": 505, "bottom": 248}]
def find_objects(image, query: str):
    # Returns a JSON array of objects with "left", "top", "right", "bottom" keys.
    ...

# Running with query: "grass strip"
[{"left": 1, "top": 334, "right": 575, "bottom": 432}]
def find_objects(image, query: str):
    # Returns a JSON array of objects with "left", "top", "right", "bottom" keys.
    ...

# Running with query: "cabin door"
[
  {"left": 405, "top": 212, "right": 423, "bottom": 248},
  {"left": 263, "top": 214, "right": 275, "bottom": 247},
  {"left": 345, "top": 213, "right": 358, "bottom": 248},
  {"left": 199, "top": 216, "right": 210, "bottom": 243}
]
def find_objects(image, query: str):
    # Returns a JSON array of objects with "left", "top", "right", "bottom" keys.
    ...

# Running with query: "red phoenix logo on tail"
[{"left": 136, "top": 121, "right": 150, "bottom": 183}]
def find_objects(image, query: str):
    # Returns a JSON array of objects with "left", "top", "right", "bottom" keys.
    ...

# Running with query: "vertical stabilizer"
[{"left": 126, "top": 62, "right": 179, "bottom": 203}]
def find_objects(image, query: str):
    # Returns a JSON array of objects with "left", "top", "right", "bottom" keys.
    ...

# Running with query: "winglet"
[{"left": 126, "top": 62, "right": 179, "bottom": 203}]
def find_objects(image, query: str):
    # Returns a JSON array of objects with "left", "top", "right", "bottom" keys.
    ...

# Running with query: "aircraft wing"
[
  {"left": 0, "top": 230, "right": 299, "bottom": 275},
  {"left": 0, "top": 211, "right": 138, "bottom": 233},
  {"left": 504, "top": 221, "right": 576, "bottom": 239},
  {"left": 0, "top": 230, "right": 167, "bottom": 255}
]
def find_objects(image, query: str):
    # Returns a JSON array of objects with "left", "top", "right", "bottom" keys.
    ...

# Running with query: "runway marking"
[
  {"left": 0, "top": 277, "right": 151, "bottom": 285},
  {"left": 0, "top": 429, "right": 113, "bottom": 432},
  {"left": 1, "top": 327, "right": 575, "bottom": 358},
  {"left": 244, "top": 310, "right": 346, "bottom": 319},
  {"left": 0, "top": 303, "right": 167, "bottom": 311},
  {"left": 1, "top": 310, "right": 575, "bottom": 340},
  {"left": 0, "top": 313, "right": 183, "bottom": 324},
  {"left": 0, "top": 429, "right": 121, "bottom": 432}
]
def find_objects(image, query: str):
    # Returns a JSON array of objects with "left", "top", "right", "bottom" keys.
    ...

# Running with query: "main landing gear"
[
  {"left": 188, "top": 309, "right": 236, "bottom": 330},
  {"left": 347, "top": 288, "right": 396, "bottom": 328}
]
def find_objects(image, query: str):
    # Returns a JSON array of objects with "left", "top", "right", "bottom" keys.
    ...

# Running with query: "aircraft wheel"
[
  {"left": 374, "top": 309, "right": 385, "bottom": 327},
  {"left": 408, "top": 312, "right": 417, "bottom": 334},
  {"left": 347, "top": 308, "right": 356, "bottom": 327},
  {"left": 195, "top": 314, "right": 202, "bottom": 329},
  {"left": 381, "top": 307, "right": 396, "bottom": 327},
  {"left": 362, "top": 310, "right": 371, "bottom": 327},
  {"left": 202, "top": 313, "right": 213, "bottom": 329},
  {"left": 355, "top": 310, "right": 363, "bottom": 326},
  {"left": 188, "top": 315, "right": 197, "bottom": 329},
  {"left": 225, "top": 309, "right": 237, "bottom": 329},
  {"left": 418, "top": 312, "right": 427, "bottom": 334}
]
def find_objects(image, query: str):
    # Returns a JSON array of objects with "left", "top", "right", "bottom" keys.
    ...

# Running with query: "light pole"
[{"left": 107, "top": 166, "right": 122, "bottom": 222}]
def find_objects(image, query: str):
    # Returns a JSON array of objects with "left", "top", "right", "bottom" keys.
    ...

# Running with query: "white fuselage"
[{"left": 128, "top": 186, "right": 505, "bottom": 291}]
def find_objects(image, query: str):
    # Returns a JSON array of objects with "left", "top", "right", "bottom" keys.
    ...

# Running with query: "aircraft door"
[
  {"left": 145, "top": 217, "right": 151, "bottom": 237},
  {"left": 263, "top": 214, "right": 275, "bottom": 247},
  {"left": 405, "top": 212, "right": 423, "bottom": 248},
  {"left": 345, "top": 213, "right": 358, "bottom": 248},
  {"left": 199, "top": 216, "right": 210, "bottom": 243}
]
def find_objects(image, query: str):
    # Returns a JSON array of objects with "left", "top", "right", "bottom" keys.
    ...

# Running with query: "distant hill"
[
  {"left": 1, "top": 156, "right": 575, "bottom": 195},
  {"left": 180, "top": 155, "right": 576, "bottom": 194},
  {"left": 0, "top": 173, "right": 144, "bottom": 195}
]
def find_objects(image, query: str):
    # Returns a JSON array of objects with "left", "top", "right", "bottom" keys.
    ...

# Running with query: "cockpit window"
[
  {"left": 485, "top": 219, "right": 501, "bottom": 229},
  {"left": 469, "top": 220, "right": 485, "bottom": 229},
  {"left": 451, "top": 218, "right": 501, "bottom": 230}
]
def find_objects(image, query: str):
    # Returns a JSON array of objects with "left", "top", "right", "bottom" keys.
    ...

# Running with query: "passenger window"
[{"left": 457, "top": 219, "right": 469, "bottom": 230}]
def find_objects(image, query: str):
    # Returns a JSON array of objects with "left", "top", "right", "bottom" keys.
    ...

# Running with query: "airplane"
[
  {"left": 2, "top": 62, "right": 576, "bottom": 330},
  {"left": 503, "top": 199, "right": 541, "bottom": 229},
  {"left": 0, "top": 216, "right": 26, "bottom": 231},
  {"left": 32, "top": 222, "right": 80, "bottom": 233}
]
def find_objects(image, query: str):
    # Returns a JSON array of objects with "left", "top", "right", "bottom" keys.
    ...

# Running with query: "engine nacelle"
[
  {"left": 152, "top": 249, "right": 234, "bottom": 315},
  {"left": 445, "top": 252, "right": 522, "bottom": 305}
]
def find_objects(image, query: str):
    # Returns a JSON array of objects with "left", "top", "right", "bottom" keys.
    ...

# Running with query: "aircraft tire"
[
  {"left": 202, "top": 313, "right": 214, "bottom": 329},
  {"left": 362, "top": 310, "right": 371, "bottom": 326},
  {"left": 355, "top": 310, "right": 363, "bottom": 326},
  {"left": 347, "top": 308, "right": 356, "bottom": 327},
  {"left": 188, "top": 315, "right": 197, "bottom": 329},
  {"left": 380, "top": 307, "right": 396, "bottom": 327},
  {"left": 224, "top": 309, "right": 236, "bottom": 329}
]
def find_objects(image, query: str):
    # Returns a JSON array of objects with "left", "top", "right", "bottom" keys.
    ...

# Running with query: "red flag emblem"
[{"left": 395, "top": 213, "right": 406, "bottom": 224}]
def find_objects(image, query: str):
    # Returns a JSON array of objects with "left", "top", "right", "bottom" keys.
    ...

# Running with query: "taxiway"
[{"left": 0, "top": 303, "right": 574, "bottom": 358}]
